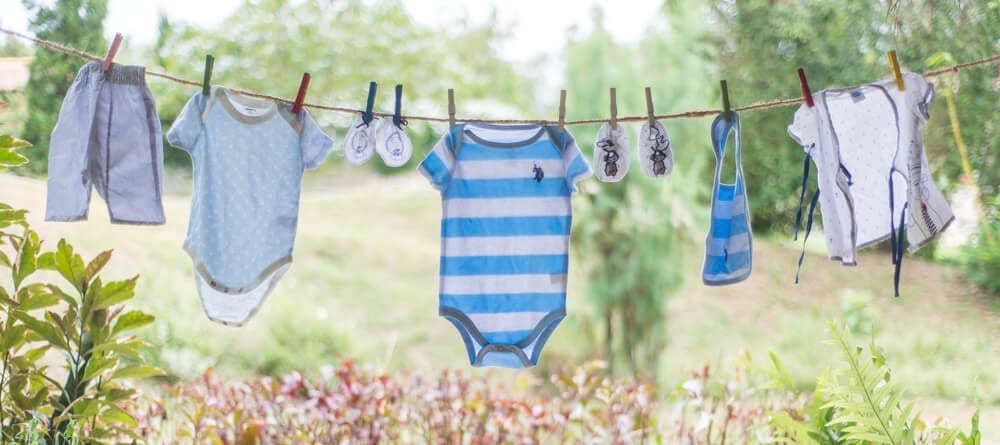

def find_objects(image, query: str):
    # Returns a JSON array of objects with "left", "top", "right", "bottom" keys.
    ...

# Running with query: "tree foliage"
[
  {"left": 149, "top": 0, "right": 532, "bottom": 171},
  {"left": 20, "top": 0, "right": 108, "bottom": 175},
  {"left": 713, "top": 0, "right": 1000, "bottom": 234},
  {"left": 567, "top": 4, "right": 713, "bottom": 378}
]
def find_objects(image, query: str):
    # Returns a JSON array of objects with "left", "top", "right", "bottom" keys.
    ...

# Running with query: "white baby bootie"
[
  {"left": 639, "top": 120, "right": 673, "bottom": 178},
  {"left": 593, "top": 122, "right": 630, "bottom": 182}
]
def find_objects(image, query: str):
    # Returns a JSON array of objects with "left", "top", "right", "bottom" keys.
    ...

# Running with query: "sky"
[{"left": 0, "top": 0, "right": 663, "bottom": 60}]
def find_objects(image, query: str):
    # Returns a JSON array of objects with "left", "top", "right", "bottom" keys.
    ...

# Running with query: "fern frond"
[
  {"left": 769, "top": 411, "right": 818, "bottom": 444},
  {"left": 821, "top": 322, "right": 917, "bottom": 445}
]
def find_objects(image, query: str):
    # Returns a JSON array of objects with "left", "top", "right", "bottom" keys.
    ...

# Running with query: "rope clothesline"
[{"left": 3, "top": 26, "right": 999, "bottom": 126}]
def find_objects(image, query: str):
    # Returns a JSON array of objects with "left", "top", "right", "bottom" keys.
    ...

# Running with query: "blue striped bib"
[{"left": 703, "top": 112, "right": 753, "bottom": 285}]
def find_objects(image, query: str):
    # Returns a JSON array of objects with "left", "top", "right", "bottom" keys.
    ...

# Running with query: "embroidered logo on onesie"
[{"left": 532, "top": 164, "right": 544, "bottom": 183}]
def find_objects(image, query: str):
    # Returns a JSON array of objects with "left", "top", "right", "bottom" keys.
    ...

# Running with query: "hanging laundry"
[
  {"left": 344, "top": 115, "right": 378, "bottom": 165},
  {"left": 638, "top": 120, "right": 674, "bottom": 178},
  {"left": 418, "top": 123, "right": 591, "bottom": 368},
  {"left": 703, "top": 112, "right": 753, "bottom": 285},
  {"left": 167, "top": 87, "right": 334, "bottom": 326},
  {"left": 593, "top": 122, "right": 630, "bottom": 182},
  {"left": 46, "top": 62, "right": 166, "bottom": 225},
  {"left": 787, "top": 72, "right": 953, "bottom": 295},
  {"left": 375, "top": 85, "right": 413, "bottom": 167}
]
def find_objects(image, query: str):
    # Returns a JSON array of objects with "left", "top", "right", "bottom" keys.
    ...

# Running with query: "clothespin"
[
  {"left": 720, "top": 80, "right": 732, "bottom": 122},
  {"left": 797, "top": 68, "right": 814, "bottom": 108},
  {"left": 362, "top": 81, "right": 378, "bottom": 125},
  {"left": 644, "top": 87, "right": 655, "bottom": 127},
  {"left": 887, "top": 50, "right": 905, "bottom": 91},
  {"left": 202, "top": 55, "right": 215, "bottom": 97},
  {"left": 392, "top": 84, "right": 406, "bottom": 128},
  {"left": 291, "top": 73, "right": 311, "bottom": 114},
  {"left": 101, "top": 33, "right": 123, "bottom": 71},
  {"left": 447, "top": 89, "right": 456, "bottom": 129},
  {"left": 557, "top": 90, "right": 567, "bottom": 132},
  {"left": 609, "top": 88, "right": 618, "bottom": 130}
]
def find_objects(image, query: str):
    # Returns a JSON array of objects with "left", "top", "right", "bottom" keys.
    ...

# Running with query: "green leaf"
[
  {"left": 111, "top": 310, "right": 155, "bottom": 336},
  {"left": 109, "top": 364, "right": 165, "bottom": 381},
  {"left": 92, "top": 276, "right": 138, "bottom": 310},
  {"left": 0, "top": 134, "right": 32, "bottom": 150},
  {"left": 82, "top": 357, "right": 118, "bottom": 382},
  {"left": 0, "top": 208, "right": 28, "bottom": 229},
  {"left": 36, "top": 251, "right": 55, "bottom": 270},
  {"left": 89, "top": 339, "right": 152, "bottom": 361},
  {"left": 13, "top": 310, "right": 69, "bottom": 350},
  {"left": 0, "top": 324, "right": 27, "bottom": 351},
  {"left": 0, "top": 150, "right": 29, "bottom": 167},
  {"left": 13, "top": 230, "right": 40, "bottom": 288},
  {"left": 18, "top": 284, "right": 61, "bottom": 310},
  {"left": 85, "top": 249, "right": 113, "bottom": 282},
  {"left": 99, "top": 404, "right": 138, "bottom": 427},
  {"left": 54, "top": 239, "right": 87, "bottom": 291}
]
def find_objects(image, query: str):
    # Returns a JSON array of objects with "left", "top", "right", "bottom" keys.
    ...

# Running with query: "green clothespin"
[
  {"left": 202, "top": 54, "right": 215, "bottom": 96},
  {"left": 720, "top": 79, "right": 732, "bottom": 123}
]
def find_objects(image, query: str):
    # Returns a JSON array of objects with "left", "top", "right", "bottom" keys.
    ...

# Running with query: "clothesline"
[{"left": 3, "top": 26, "right": 999, "bottom": 126}]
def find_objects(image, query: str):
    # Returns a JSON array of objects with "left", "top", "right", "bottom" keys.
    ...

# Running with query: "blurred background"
[{"left": 1, "top": 0, "right": 998, "bottom": 439}]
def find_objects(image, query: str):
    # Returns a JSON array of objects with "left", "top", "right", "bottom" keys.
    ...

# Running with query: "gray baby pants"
[{"left": 46, "top": 62, "right": 165, "bottom": 224}]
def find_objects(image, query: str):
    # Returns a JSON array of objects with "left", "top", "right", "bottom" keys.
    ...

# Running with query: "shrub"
[
  {"left": 1, "top": 134, "right": 163, "bottom": 444},
  {"left": 962, "top": 213, "right": 1000, "bottom": 299}
]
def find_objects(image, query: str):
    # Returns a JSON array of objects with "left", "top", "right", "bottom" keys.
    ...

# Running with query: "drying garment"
[
  {"left": 788, "top": 73, "right": 953, "bottom": 268},
  {"left": 418, "top": 123, "right": 592, "bottom": 368},
  {"left": 46, "top": 62, "right": 166, "bottom": 224},
  {"left": 593, "top": 122, "right": 630, "bottom": 182},
  {"left": 167, "top": 87, "right": 334, "bottom": 326},
  {"left": 375, "top": 120, "right": 413, "bottom": 167},
  {"left": 702, "top": 112, "right": 752, "bottom": 285},
  {"left": 344, "top": 115, "right": 378, "bottom": 165},
  {"left": 638, "top": 120, "right": 674, "bottom": 178}
]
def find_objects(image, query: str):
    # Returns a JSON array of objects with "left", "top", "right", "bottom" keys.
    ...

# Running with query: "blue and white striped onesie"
[{"left": 419, "top": 123, "right": 592, "bottom": 368}]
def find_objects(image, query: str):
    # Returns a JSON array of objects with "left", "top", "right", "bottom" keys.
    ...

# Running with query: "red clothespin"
[
  {"left": 291, "top": 73, "right": 311, "bottom": 114},
  {"left": 101, "top": 33, "right": 123, "bottom": 71},
  {"left": 797, "top": 68, "right": 814, "bottom": 108}
]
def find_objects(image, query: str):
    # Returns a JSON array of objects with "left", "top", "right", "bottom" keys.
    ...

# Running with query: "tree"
[
  {"left": 148, "top": 0, "right": 532, "bottom": 171},
  {"left": 567, "top": 3, "right": 713, "bottom": 378},
  {"left": 712, "top": 0, "right": 1000, "bottom": 235},
  {"left": 0, "top": 35, "right": 31, "bottom": 57},
  {"left": 20, "top": 0, "right": 108, "bottom": 175}
]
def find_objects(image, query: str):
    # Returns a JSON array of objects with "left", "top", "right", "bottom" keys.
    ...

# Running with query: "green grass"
[{"left": 3, "top": 172, "right": 998, "bottom": 435}]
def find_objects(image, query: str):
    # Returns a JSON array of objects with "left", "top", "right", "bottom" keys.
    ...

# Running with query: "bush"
[
  {"left": 1, "top": 134, "right": 163, "bottom": 444},
  {"left": 962, "top": 215, "right": 1000, "bottom": 299}
]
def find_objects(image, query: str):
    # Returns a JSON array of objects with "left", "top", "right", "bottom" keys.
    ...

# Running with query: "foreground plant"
[
  {"left": 768, "top": 323, "right": 982, "bottom": 444},
  {"left": 1, "top": 134, "right": 163, "bottom": 444}
]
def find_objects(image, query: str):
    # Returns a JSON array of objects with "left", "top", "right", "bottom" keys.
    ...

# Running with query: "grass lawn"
[{"left": 2, "top": 171, "right": 998, "bottom": 438}]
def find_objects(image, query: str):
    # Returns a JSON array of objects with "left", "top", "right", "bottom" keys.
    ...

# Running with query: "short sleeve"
[
  {"left": 418, "top": 129, "right": 457, "bottom": 191},
  {"left": 299, "top": 109, "right": 335, "bottom": 169},
  {"left": 787, "top": 104, "right": 818, "bottom": 156},
  {"left": 166, "top": 93, "right": 206, "bottom": 153},
  {"left": 557, "top": 129, "right": 592, "bottom": 194}
]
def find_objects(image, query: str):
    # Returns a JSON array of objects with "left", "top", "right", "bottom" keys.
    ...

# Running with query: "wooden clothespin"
[
  {"left": 609, "top": 88, "right": 618, "bottom": 130},
  {"left": 557, "top": 89, "right": 566, "bottom": 132},
  {"left": 362, "top": 81, "right": 378, "bottom": 124},
  {"left": 202, "top": 55, "right": 215, "bottom": 96},
  {"left": 644, "top": 87, "right": 655, "bottom": 127},
  {"left": 448, "top": 88, "right": 456, "bottom": 129},
  {"left": 720, "top": 80, "right": 732, "bottom": 122},
  {"left": 887, "top": 50, "right": 905, "bottom": 91},
  {"left": 797, "top": 68, "right": 814, "bottom": 108},
  {"left": 291, "top": 73, "right": 311, "bottom": 114},
  {"left": 101, "top": 33, "right": 123, "bottom": 71}
]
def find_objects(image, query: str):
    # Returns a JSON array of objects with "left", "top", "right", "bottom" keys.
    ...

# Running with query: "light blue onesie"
[{"left": 167, "top": 87, "right": 334, "bottom": 325}]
